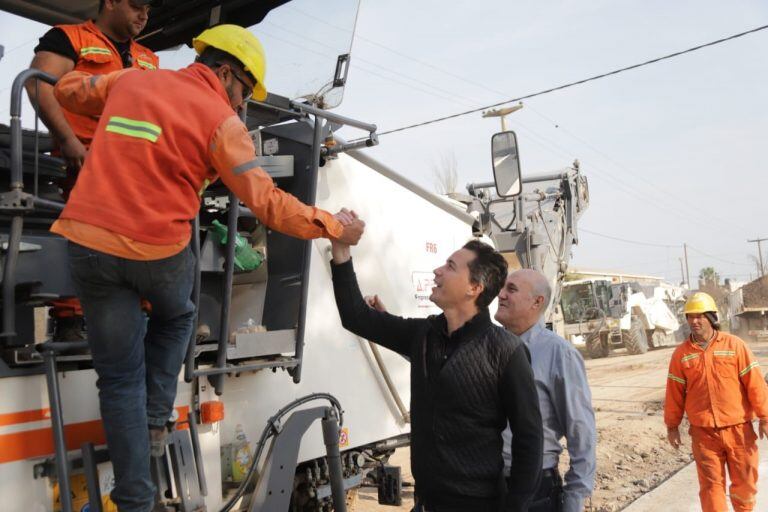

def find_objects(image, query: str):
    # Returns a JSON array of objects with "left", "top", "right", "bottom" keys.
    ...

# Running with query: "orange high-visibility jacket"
[
  {"left": 52, "top": 64, "right": 343, "bottom": 246},
  {"left": 56, "top": 20, "right": 159, "bottom": 147},
  {"left": 665, "top": 331, "right": 768, "bottom": 429}
]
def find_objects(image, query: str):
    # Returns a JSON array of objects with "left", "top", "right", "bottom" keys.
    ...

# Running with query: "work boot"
[
  {"left": 149, "top": 426, "right": 169, "bottom": 458},
  {"left": 52, "top": 315, "right": 86, "bottom": 342}
]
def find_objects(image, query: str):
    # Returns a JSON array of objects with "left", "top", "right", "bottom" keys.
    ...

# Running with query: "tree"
[
  {"left": 432, "top": 151, "right": 459, "bottom": 195},
  {"left": 699, "top": 267, "right": 719, "bottom": 284},
  {"left": 748, "top": 254, "right": 767, "bottom": 278}
]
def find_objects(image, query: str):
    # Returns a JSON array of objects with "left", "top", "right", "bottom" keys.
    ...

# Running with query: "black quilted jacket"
[{"left": 331, "top": 259, "right": 543, "bottom": 512}]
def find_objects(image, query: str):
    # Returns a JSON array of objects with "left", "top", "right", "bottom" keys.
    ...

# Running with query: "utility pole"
[
  {"left": 482, "top": 103, "right": 524, "bottom": 131},
  {"left": 747, "top": 237, "right": 767, "bottom": 277},
  {"left": 679, "top": 258, "right": 686, "bottom": 286},
  {"left": 683, "top": 243, "right": 691, "bottom": 289}
]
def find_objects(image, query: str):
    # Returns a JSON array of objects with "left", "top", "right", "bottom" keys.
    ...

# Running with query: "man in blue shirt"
[{"left": 495, "top": 269, "right": 597, "bottom": 512}]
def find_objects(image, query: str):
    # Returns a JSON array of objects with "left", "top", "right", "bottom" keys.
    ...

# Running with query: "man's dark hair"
[
  {"left": 704, "top": 311, "right": 720, "bottom": 330},
  {"left": 195, "top": 47, "right": 255, "bottom": 83},
  {"left": 462, "top": 239, "right": 508, "bottom": 309}
]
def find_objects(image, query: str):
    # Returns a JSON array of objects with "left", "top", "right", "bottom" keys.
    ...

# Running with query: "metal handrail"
[
  {"left": 289, "top": 100, "right": 376, "bottom": 134},
  {"left": 183, "top": 215, "right": 201, "bottom": 383},
  {"left": 191, "top": 102, "right": 378, "bottom": 389},
  {"left": 289, "top": 114, "right": 323, "bottom": 384},
  {"left": 210, "top": 191, "right": 238, "bottom": 395},
  {"left": 2, "top": 69, "right": 58, "bottom": 340}
]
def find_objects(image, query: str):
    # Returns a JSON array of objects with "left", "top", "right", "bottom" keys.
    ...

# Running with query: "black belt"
[{"left": 542, "top": 467, "right": 559, "bottom": 479}]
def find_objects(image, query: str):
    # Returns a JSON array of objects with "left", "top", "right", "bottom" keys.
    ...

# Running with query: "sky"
[{"left": 1, "top": 0, "right": 766, "bottom": 286}]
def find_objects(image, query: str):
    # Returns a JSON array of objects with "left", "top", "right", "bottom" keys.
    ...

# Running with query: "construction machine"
[
  {"left": 0, "top": 1, "right": 525, "bottom": 511},
  {"left": 560, "top": 278, "right": 684, "bottom": 358},
  {"left": 458, "top": 134, "right": 590, "bottom": 332}
]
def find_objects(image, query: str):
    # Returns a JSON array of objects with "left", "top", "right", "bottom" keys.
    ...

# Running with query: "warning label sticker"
[{"left": 339, "top": 427, "right": 350, "bottom": 448}]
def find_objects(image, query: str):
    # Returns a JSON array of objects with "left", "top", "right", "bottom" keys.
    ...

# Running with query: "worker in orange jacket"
[
  {"left": 28, "top": 0, "right": 160, "bottom": 340},
  {"left": 52, "top": 24, "right": 365, "bottom": 511},
  {"left": 665, "top": 292, "right": 768, "bottom": 512}
]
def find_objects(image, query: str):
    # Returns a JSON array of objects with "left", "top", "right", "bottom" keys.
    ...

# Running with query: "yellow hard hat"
[
  {"left": 193, "top": 24, "right": 268, "bottom": 101},
  {"left": 683, "top": 292, "right": 718, "bottom": 315}
]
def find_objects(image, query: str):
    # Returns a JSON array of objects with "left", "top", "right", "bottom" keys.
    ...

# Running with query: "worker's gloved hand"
[
  {"left": 364, "top": 294, "right": 387, "bottom": 312},
  {"left": 667, "top": 427, "right": 681, "bottom": 450},
  {"left": 759, "top": 420, "right": 768, "bottom": 440},
  {"left": 60, "top": 135, "right": 86, "bottom": 172}
]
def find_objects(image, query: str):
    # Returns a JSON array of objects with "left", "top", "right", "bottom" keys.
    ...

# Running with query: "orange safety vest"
[
  {"left": 53, "top": 64, "right": 343, "bottom": 252},
  {"left": 664, "top": 331, "right": 768, "bottom": 429},
  {"left": 55, "top": 20, "right": 159, "bottom": 147}
]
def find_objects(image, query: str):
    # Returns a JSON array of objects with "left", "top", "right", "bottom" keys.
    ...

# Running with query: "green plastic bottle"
[{"left": 210, "top": 220, "right": 263, "bottom": 271}]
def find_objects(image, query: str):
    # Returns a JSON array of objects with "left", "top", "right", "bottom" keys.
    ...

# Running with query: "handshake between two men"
[{"left": 332, "top": 207, "right": 365, "bottom": 262}]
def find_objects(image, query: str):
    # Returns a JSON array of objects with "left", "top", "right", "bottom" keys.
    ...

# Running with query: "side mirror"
[{"left": 491, "top": 131, "right": 522, "bottom": 197}]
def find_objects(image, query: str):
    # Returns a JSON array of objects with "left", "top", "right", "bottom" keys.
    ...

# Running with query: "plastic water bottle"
[
  {"left": 210, "top": 220, "right": 263, "bottom": 271},
  {"left": 231, "top": 424, "right": 253, "bottom": 483}
]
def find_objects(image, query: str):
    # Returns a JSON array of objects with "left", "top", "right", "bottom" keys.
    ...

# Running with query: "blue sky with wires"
[
  {"left": 333, "top": 0, "right": 768, "bottom": 285},
  {"left": 0, "top": 0, "right": 766, "bottom": 286}
]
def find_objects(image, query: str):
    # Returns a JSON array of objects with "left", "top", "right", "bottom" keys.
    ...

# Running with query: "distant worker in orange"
[{"left": 664, "top": 291, "right": 768, "bottom": 512}]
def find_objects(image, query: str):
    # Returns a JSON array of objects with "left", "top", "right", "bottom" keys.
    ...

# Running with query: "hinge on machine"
[
  {"left": 269, "top": 417, "right": 283, "bottom": 435},
  {"left": 0, "top": 189, "right": 34, "bottom": 214},
  {"left": 333, "top": 54, "right": 351, "bottom": 88}
]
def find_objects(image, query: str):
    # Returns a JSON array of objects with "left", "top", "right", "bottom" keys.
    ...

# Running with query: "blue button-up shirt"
[{"left": 503, "top": 321, "right": 596, "bottom": 512}]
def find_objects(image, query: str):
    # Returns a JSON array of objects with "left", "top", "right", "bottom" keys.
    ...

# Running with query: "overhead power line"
[
  {"left": 686, "top": 245, "right": 753, "bottom": 267},
  {"left": 364, "top": 23, "right": 768, "bottom": 138},
  {"left": 579, "top": 228, "right": 681, "bottom": 249},
  {"left": 578, "top": 231, "right": 755, "bottom": 267},
  {"left": 278, "top": 7, "right": 761, "bottom": 240}
]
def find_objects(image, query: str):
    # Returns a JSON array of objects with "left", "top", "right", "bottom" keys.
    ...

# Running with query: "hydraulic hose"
[{"left": 218, "top": 393, "right": 343, "bottom": 512}]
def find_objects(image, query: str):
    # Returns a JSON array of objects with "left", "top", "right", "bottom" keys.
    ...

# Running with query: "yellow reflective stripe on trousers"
[
  {"left": 80, "top": 46, "right": 112, "bottom": 56},
  {"left": 668, "top": 373, "right": 686, "bottom": 385},
  {"left": 739, "top": 361, "right": 759, "bottom": 377},
  {"left": 730, "top": 491, "right": 756, "bottom": 504},
  {"left": 105, "top": 116, "right": 162, "bottom": 143},
  {"left": 137, "top": 59, "right": 156, "bottom": 70}
]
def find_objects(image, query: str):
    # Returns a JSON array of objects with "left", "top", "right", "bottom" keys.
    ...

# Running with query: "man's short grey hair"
[
  {"left": 532, "top": 276, "right": 552, "bottom": 316},
  {"left": 514, "top": 269, "right": 552, "bottom": 317}
]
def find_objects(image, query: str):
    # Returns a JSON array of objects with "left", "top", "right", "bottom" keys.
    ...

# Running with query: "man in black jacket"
[{"left": 330, "top": 224, "right": 543, "bottom": 512}]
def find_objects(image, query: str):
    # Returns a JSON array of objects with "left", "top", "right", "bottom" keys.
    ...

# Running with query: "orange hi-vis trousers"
[{"left": 690, "top": 422, "right": 759, "bottom": 512}]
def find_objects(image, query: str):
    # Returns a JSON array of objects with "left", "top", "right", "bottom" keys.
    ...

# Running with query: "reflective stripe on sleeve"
[
  {"left": 739, "top": 361, "right": 760, "bottom": 377},
  {"left": 232, "top": 159, "right": 259, "bottom": 175},
  {"left": 668, "top": 373, "right": 686, "bottom": 385},
  {"left": 105, "top": 116, "right": 162, "bottom": 143}
]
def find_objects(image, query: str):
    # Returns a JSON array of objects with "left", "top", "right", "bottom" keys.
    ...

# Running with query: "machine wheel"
[
  {"left": 586, "top": 331, "right": 610, "bottom": 359},
  {"left": 623, "top": 317, "right": 649, "bottom": 355}
]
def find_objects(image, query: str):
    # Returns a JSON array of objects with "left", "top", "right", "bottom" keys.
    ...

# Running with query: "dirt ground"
[{"left": 351, "top": 340, "right": 768, "bottom": 512}]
